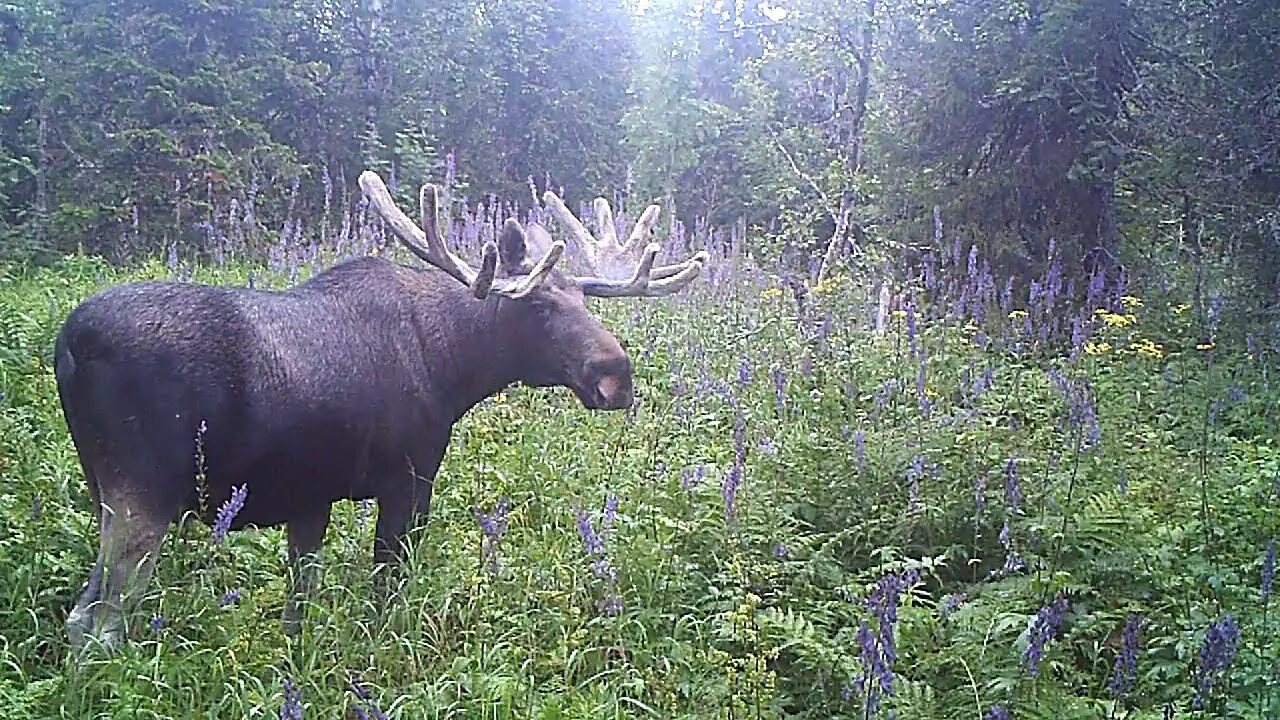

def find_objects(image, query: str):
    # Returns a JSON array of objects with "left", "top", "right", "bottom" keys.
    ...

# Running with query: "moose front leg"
[
  {"left": 282, "top": 506, "right": 331, "bottom": 640},
  {"left": 372, "top": 446, "right": 444, "bottom": 595}
]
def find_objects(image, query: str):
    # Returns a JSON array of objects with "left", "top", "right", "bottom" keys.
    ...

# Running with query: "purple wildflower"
[
  {"left": 772, "top": 367, "right": 787, "bottom": 411},
  {"left": 974, "top": 366, "right": 994, "bottom": 396},
  {"left": 473, "top": 497, "right": 512, "bottom": 572},
  {"left": 737, "top": 358, "right": 752, "bottom": 387},
  {"left": 1000, "top": 278, "right": 1014, "bottom": 314},
  {"left": 854, "top": 621, "right": 886, "bottom": 713},
  {"left": 149, "top": 614, "right": 165, "bottom": 631},
  {"left": 1004, "top": 458, "right": 1023, "bottom": 514},
  {"left": 1207, "top": 294, "right": 1224, "bottom": 334},
  {"left": 573, "top": 503, "right": 622, "bottom": 615},
  {"left": 1022, "top": 594, "right": 1070, "bottom": 677},
  {"left": 1192, "top": 615, "right": 1240, "bottom": 709},
  {"left": 473, "top": 497, "right": 512, "bottom": 539},
  {"left": 600, "top": 595, "right": 623, "bottom": 616},
  {"left": 1262, "top": 539, "right": 1276, "bottom": 603},
  {"left": 722, "top": 464, "right": 743, "bottom": 522},
  {"left": 1048, "top": 369, "right": 1102, "bottom": 452},
  {"left": 854, "top": 430, "right": 866, "bottom": 472},
  {"left": 733, "top": 413, "right": 747, "bottom": 461},
  {"left": 213, "top": 484, "right": 249, "bottom": 544},
  {"left": 984, "top": 705, "right": 1010, "bottom": 720},
  {"left": 218, "top": 589, "right": 242, "bottom": 607},
  {"left": 1070, "top": 313, "right": 1088, "bottom": 359},
  {"left": 940, "top": 592, "right": 967, "bottom": 618},
  {"left": 855, "top": 569, "right": 919, "bottom": 713},
  {"left": 997, "top": 519, "right": 1025, "bottom": 576},
  {"left": 1108, "top": 613, "right": 1142, "bottom": 699},
  {"left": 907, "top": 455, "right": 925, "bottom": 512},
  {"left": 773, "top": 543, "right": 790, "bottom": 559},
  {"left": 280, "top": 678, "right": 303, "bottom": 720},
  {"left": 602, "top": 494, "right": 620, "bottom": 529},
  {"left": 874, "top": 379, "right": 897, "bottom": 412},
  {"left": 574, "top": 508, "right": 604, "bottom": 555},
  {"left": 591, "top": 557, "right": 617, "bottom": 581},
  {"left": 923, "top": 254, "right": 937, "bottom": 291},
  {"left": 1088, "top": 267, "right": 1106, "bottom": 309}
]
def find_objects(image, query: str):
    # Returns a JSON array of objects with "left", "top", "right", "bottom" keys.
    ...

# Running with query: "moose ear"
[{"left": 497, "top": 219, "right": 528, "bottom": 273}]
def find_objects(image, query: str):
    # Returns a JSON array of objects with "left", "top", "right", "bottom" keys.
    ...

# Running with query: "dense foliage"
[
  {"left": 3, "top": 0, "right": 1276, "bottom": 306},
  {"left": 2, "top": 201, "right": 1279, "bottom": 716},
  {"left": 0, "top": 0, "right": 1277, "bottom": 717}
]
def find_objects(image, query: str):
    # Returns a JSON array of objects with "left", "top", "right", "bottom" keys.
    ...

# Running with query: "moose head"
[{"left": 357, "top": 170, "right": 710, "bottom": 411}]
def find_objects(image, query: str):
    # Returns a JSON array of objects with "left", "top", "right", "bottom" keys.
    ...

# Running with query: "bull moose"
[{"left": 53, "top": 169, "right": 709, "bottom": 653}]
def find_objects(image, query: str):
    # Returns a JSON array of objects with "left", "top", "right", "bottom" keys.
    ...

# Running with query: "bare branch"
[{"left": 767, "top": 127, "right": 836, "bottom": 222}]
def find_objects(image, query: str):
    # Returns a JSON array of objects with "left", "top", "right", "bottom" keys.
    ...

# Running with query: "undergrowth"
[{"left": 0, "top": 237, "right": 1277, "bottom": 719}]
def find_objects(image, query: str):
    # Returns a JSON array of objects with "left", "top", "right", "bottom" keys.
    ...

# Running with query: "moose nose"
[{"left": 587, "top": 355, "right": 634, "bottom": 410}]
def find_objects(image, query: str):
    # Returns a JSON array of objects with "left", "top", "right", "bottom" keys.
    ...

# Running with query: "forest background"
[{"left": 0, "top": 0, "right": 1278, "bottom": 718}]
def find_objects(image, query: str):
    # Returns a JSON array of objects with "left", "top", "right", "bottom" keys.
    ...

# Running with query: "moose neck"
[{"left": 411, "top": 283, "right": 523, "bottom": 424}]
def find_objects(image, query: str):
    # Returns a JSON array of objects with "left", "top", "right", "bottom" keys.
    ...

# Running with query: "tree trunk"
[{"left": 816, "top": 0, "right": 877, "bottom": 286}]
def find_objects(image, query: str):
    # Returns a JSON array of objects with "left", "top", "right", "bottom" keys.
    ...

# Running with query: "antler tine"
[
  {"left": 361, "top": 170, "right": 563, "bottom": 300},
  {"left": 600, "top": 242, "right": 660, "bottom": 295},
  {"left": 494, "top": 240, "right": 567, "bottom": 299},
  {"left": 575, "top": 248, "right": 707, "bottom": 298},
  {"left": 360, "top": 171, "right": 478, "bottom": 288},
  {"left": 650, "top": 250, "right": 711, "bottom": 280},
  {"left": 620, "top": 203, "right": 662, "bottom": 255},
  {"left": 642, "top": 258, "right": 706, "bottom": 295},
  {"left": 541, "top": 190, "right": 600, "bottom": 269},
  {"left": 471, "top": 243, "right": 498, "bottom": 299},
  {"left": 536, "top": 181, "right": 709, "bottom": 297},
  {"left": 593, "top": 197, "right": 620, "bottom": 250}
]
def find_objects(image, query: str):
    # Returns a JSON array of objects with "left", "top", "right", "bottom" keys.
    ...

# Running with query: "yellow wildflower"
[
  {"left": 761, "top": 287, "right": 784, "bottom": 300},
  {"left": 1131, "top": 337, "right": 1165, "bottom": 358},
  {"left": 812, "top": 275, "right": 843, "bottom": 296},
  {"left": 1173, "top": 303, "right": 1191, "bottom": 315},
  {"left": 1085, "top": 341, "right": 1112, "bottom": 355},
  {"left": 1196, "top": 342, "right": 1215, "bottom": 351},
  {"left": 1119, "top": 295, "right": 1144, "bottom": 308},
  {"left": 1008, "top": 310, "right": 1029, "bottom": 320},
  {"left": 1097, "top": 311, "right": 1137, "bottom": 328}
]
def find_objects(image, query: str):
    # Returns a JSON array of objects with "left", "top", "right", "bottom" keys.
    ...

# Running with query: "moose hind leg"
[
  {"left": 282, "top": 507, "right": 331, "bottom": 639},
  {"left": 80, "top": 495, "right": 173, "bottom": 653},
  {"left": 65, "top": 506, "right": 111, "bottom": 652}
]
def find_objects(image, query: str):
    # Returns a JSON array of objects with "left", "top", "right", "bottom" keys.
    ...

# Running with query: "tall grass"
[{"left": 0, "top": 194, "right": 1277, "bottom": 719}]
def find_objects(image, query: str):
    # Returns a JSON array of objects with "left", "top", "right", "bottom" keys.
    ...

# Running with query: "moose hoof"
[
  {"left": 281, "top": 606, "right": 303, "bottom": 640},
  {"left": 65, "top": 606, "right": 93, "bottom": 650}
]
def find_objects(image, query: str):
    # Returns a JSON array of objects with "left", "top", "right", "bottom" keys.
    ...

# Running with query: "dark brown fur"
[{"left": 55, "top": 224, "right": 633, "bottom": 650}]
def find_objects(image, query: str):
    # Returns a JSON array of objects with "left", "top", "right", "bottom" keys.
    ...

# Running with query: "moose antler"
[
  {"left": 359, "top": 170, "right": 564, "bottom": 300},
  {"left": 540, "top": 191, "right": 710, "bottom": 298}
]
